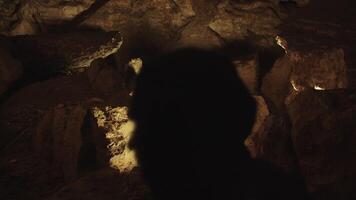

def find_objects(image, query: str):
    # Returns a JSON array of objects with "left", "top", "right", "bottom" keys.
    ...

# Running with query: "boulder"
[
  {"left": 245, "top": 96, "right": 297, "bottom": 172},
  {"left": 34, "top": 104, "right": 87, "bottom": 181},
  {"left": 261, "top": 54, "right": 293, "bottom": 111},
  {"left": 0, "top": 0, "right": 21, "bottom": 33},
  {"left": 91, "top": 106, "right": 137, "bottom": 173},
  {"left": 1, "top": 0, "right": 95, "bottom": 35},
  {"left": 82, "top": 0, "right": 195, "bottom": 48},
  {"left": 287, "top": 89, "right": 356, "bottom": 198},
  {"left": 234, "top": 56, "right": 259, "bottom": 94},
  {"left": 209, "top": 0, "right": 282, "bottom": 47},
  {"left": 289, "top": 48, "right": 348, "bottom": 91},
  {"left": 9, "top": 31, "right": 122, "bottom": 79},
  {"left": 262, "top": 47, "right": 348, "bottom": 112}
]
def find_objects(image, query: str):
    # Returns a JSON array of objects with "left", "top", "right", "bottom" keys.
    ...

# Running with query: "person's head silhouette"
[
  {"left": 128, "top": 48, "right": 256, "bottom": 200},
  {"left": 128, "top": 48, "right": 311, "bottom": 200}
]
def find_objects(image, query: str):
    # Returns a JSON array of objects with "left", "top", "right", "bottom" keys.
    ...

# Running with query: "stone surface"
[
  {"left": 234, "top": 56, "right": 259, "bottom": 94},
  {"left": 0, "top": 41, "right": 22, "bottom": 96},
  {"left": 87, "top": 58, "right": 123, "bottom": 95},
  {"left": 209, "top": 0, "right": 282, "bottom": 47},
  {"left": 289, "top": 48, "right": 348, "bottom": 91},
  {"left": 35, "top": 104, "right": 87, "bottom": 181},
  {"left": 261, "top": 54, "right": 293, "bottom": 111},
  {"left": 9, "top": 31, "right": 122, "bottom": 79},
  {"left": 0, "top": 0, "right": 21, "bottom": 33},
  {"left": 262, "top": 47, "right": 348, "bottom": 112},
  {"left": 92, "top": 106, "right": 137, "bottom": 172},
  {"left": 1, "top": 0, "right": 95, "bottom": 35},
  {"left": 287, "top": 89, "right": 356, "bottom": 199},
  {"left": 245, "top": 96, "right": 297, "bottom": 172},
  {"left": 49, "top": 168, "right": 149, "bottom": 200},
  {"left": 82, "top": 0, "right": 195, "bottom": 50}
]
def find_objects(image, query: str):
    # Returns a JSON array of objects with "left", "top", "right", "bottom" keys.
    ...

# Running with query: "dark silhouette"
[{"left": 129, "top": 48, "right": 311, "bottom": 200}]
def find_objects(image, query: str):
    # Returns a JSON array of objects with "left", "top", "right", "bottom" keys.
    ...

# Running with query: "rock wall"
[{"left": 1, "top": 0, "right": 356, "bottom": 200}]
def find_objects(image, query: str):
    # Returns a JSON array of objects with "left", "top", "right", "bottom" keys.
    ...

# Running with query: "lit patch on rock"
[
  {"left": 129, "top": 58, "right": 143, "bottom": 74},
  {"left": 92, "top": 106, "right": 137, "bottom": 172},
  {"left": 290, "top": 80, "right": 304, "bottom": 92},
  {"left": 275, "top": 35, "right": 287, "bottom": 54},
  {"left": 314, "top": 85, "right": 326, "bottom": 91}
]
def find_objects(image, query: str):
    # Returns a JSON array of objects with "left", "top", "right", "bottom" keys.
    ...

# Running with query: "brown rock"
[
  {"left": 82, "top": 0, "right": 195, "bottom": 48},
  {"left": 287, "top": 89, "right": 356, "bottom": 198},
  {"left": 35, "top": 104, "right": 87, "bottom": 181},
  {"left": 87, "top": 58, "right": 125, "bottom": 100},
  {"left": 1, "top": 0, "right": 95, "bottom": 35},
  {"left": 245, "top": 96, "right": 297, "bottom": 172},
  {"left": 289, "top": 48, "right": 348, "bottom": 91},
  {"left": 262, "top": 47, "right": 348, "bottom": 112},
  {"left": 209, "top": 0, "right": 282, "bottom": 47},
  {"left": 0, "top": 0, "right": 21, "bottom": 33},
  {"left": 9, "top": 31, "right": 122, "bottom": 78},
  {"left": 234, "top": 56, "right": 259, "bottom": 94},
  {"left": 261, "top": 54, "right": 293, "bottom": 111}
]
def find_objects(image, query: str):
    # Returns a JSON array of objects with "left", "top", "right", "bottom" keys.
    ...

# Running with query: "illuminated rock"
[
  {"left": 287, "top": 89, "right": 356, "bottom": 197},
  {"left": 92, "top": 106, "right": 137, "bottom": 172},
  {"left": 9, "top": 31, "right": 122, "bottom": 79},
  {"left": 245, "top": 95, "right": 270, "bottom": 157},
  {"left": 262, "top": 47, "right": 348, "bottom": 112},
  {"left": 1, "top": 0, "right": 95, "bottom": 35},
  {"left": 289, "top": 48, "right": 348, "bottom": 91},
  {"left": 209, "top": 0, "right": 282, "bottom": 47},
  {"left": 82, "top": 0, "right": 195, "bottom": 47}
]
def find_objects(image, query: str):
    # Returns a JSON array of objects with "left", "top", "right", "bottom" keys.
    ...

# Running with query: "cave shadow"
[{"left": 128, "top": 48, "right": 311, "bottom": 200}]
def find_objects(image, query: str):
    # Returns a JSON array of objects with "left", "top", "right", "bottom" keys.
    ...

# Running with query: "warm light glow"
[
  {"left": 275, "top": 35, "right": 287, "bottom": 54},
  {"left": 290, "top": 80, "right": 300, "bottom": 92},
  {"left": 314, "top": 85, "right": 325, "bottom": 90},
  {"left": 129, "top": 58, "right": 143, "bottom": 74},
  {"left": 92, "top": 106, "right": 137, "bottom": 172}
]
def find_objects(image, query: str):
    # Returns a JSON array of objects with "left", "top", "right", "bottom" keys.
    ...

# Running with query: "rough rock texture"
[
  {"left": 245, "top": 95, "right": 270, "bottom": 157},
  {"left": 0, "top": 41, "right": 22, "bottom": 96},
  {"left": 289, "top": 48, "right": 348, "bottom": 91},
  {"left": 174, "top": 0, "right": 223, "bottom": 49},
  {"left": 245, "top": 96, "right": 297, "bottom": 172},
  {"left": 261, "top": 54, "right": 292, "bottom": 111},
  {"left": 49, "top": 168, "right": 150, "bottom": 200},
  {"left": 1, "top": 0, "right": 95, "bottom": 35},
  {"left": 92, "top": 106, "right": 137, "bottom": 172},
  {"left": 1, "top": 0, "right": 356, "bottom": 199},
  {"left": 82, "top": 0, "right": 195, "bottom": 51},
  {"left": 234, "top": 56, "right": 259, "bottom": 94},
  {"left": 35, "top": 104, "right": 87, "bottom": 181},
  {"left": 262, "top": 47, "right": 348, "bottom": 112},
  {"left": 10, "top": 31, "right": 122, "bottom": 77},
  {"left": 209, "top": 0, "right": 283, "bottom": 47},
  {"left": 86, "top": 58, "right": 126, "bottom": 103},
  {"left": 0, "top": 0, "right": 21, "bottom": 33},
  {"left": 287, "top": 89, "right": 356, "bottom": 199}
]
